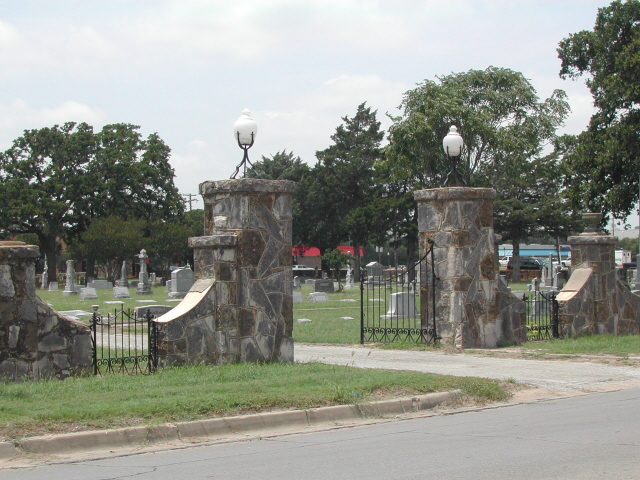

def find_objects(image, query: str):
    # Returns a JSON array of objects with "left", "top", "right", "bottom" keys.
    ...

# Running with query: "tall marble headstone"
[
  {"left": 136, "top": 249, "right": 152, "bottom": 295},
  {"left": 119, "top": 261, "right": 129, "bottom": 287},
  {"left": 62, "top": 260, "right": 77, "bottom": 296}
]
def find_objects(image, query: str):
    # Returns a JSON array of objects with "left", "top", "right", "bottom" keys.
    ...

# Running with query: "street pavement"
[{"left": 3, "top": 343, "right": 640, "bottom": 467}]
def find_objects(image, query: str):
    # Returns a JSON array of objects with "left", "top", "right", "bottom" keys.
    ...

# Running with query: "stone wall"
[
  {"left": 414, "top": 187, "right": 526, "bottom": 348},
  {"left": 0, "top": 241, "right": 92, "bottom": 382},
  {"left": 155, "top": 179, "right": 294, "bottom": 365},
  {"left": 557, "top": 229, "right": 640, "bottom": 336}
]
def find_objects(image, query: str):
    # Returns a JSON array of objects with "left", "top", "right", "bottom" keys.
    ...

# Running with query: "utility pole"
[{"left": 182, "top": 193, "right": 198, "bottom": 211}]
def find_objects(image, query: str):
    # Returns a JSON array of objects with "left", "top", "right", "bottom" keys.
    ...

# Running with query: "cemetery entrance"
[
  {"left": 360, "top": 251, "right": 437, "bottom": 344},
  {"left": 90, "top": 307, "right": 159, "bottom": 375},
  {"left": 523, "top": 290, "right": 560, "bottom": 341}
]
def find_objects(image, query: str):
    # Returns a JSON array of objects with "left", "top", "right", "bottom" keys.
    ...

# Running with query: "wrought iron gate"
[
  {"left": 90, "top": 307, "right": 159, "bottom": 375},
  {"left": 360, "top": 248, "right": 437, "bottom": 344},
  {"left": 523, "top": 290, "right": 560, "bottom": 340}
]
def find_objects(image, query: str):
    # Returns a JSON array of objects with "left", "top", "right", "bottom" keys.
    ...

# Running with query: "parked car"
[
  {"left": 498, "top": 256, "right": 511, "bottom": 267},
  {"left": 292, "top": 265, "right": 310, "bottom": 270},
  {"left": 506, "top": 256, "right": 541, "bottom": 270}
]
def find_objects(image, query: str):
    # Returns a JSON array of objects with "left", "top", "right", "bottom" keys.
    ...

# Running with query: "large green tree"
[
  {"left": 0, "top": 123, "right": 184, "bottom": 281},
  {"left": 245, "top": 150, "right": 311, "bottom": 249},
  {"left": 558, "top": 0, "right": 640, "bottom": 218},
  {"left": 382, "top": 67, "right": 570, "bottom": 275},
  {"left": 311, "top": 102, "right": 384, "bottom": 277}
]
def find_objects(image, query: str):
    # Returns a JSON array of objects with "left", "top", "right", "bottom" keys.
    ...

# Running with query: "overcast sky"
[{"left": 0, "top": 0, "right": 610, "bottom": 210}]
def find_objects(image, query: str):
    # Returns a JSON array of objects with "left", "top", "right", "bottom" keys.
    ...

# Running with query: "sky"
[{"left": 0, "top": 0, "right": 612, "bottom": 211}]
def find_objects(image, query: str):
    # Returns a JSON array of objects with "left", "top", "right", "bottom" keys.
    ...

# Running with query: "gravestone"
[
  {"left": 136, "top": 249, "right": 152, "bottom": 295},
  {"left": 169, "top": 266, "right": 194, "bottom": 298},
  {"left": 292, "top": 291, "right": 304, "bottom": 303},
  {"left": 119, "top": 261, "right": 129, "bottom": 287},
  {"left": 345, "top": 265, "right": 354, "bottom": 289},
  {"left": 308, "top": 292, "right": 328, "bottom": 302},
  {"left": 133, "top": 305, "right": 173, "bottom": 317},
  {"left": 381, "top": 292, "right": 418, "bottom": 319},
  {"left": 41, "top": 257, "right": 49, "bottom": 290},
  {"left": 80, "top": 287, "right": 98, "bottom": 300},
  {"left": 62, "top": 260, "right": 77, "bottom": 296},
  {"left": 149, "top": 272, "right": 157, "bottom": 287},
  {"left": 366, "top": 261, "right": 383, "bottom": 280},
  {"left": 48, "top": 282, "right": 58, "bottom": 291},
  {"left": 293, "top": 276, "right": 301, "bottom": 289},
  {"left": 113, "top": 286, "right": 131, "bottom": 299},
  {"left": 312, "top": 279, "right": 334, "bottom": 293},
  {"left": 88, "top": 280, "right": 112, "bottom": 289}
]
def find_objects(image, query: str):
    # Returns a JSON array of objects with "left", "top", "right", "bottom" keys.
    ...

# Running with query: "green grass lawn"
[
  {"left": 520, "top": 334, "right": 640, "bottom": 356},
  {"left": 0, "top": 362, "right": 509, "bottom": 441}
]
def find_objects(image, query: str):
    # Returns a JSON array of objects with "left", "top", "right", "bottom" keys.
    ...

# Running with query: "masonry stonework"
[
  {"left": 414, "top": 187, "right": 526, "bottom": 348},
  {"left": 155, "top": 179, "right": 294, "bottom": 365},
  {"left": 0, "top": 241, "right": 92, "bottom": 382},
  {"left": 557, "top": 219, "right": 640, "bottom": 336}
]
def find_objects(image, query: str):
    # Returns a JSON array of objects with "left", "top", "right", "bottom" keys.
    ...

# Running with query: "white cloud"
[{"left": 0, "top": 100, "right": 107, "bottom": 149}]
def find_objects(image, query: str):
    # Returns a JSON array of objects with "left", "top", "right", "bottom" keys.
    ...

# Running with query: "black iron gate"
[
  {"left": 523, "top": 290, "right": 560, "bottom": 340},
  {"left": 360, "top": 247, "right": 437, "bottom": 344},
  {"left": 90, "top": 306, "right": 159, "bottom": 375}
]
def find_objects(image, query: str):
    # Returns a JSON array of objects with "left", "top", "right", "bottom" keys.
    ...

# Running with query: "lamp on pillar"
[
  {"left": 230, "top": 108, "right": 257, "bottom": 179},
  {"left": 442, "top": 125, "right": 466, "bottom": 187}
]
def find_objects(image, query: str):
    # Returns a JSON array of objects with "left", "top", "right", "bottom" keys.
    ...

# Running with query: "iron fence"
[
  {"left": 90, "top": 306, "right": 159, "bottom": 375},
  {"left": 523, "top": 290, "right": 559, "bottom": 341},
  {"left": 360, "top": 249, "right": 437, "bottom": 344}
]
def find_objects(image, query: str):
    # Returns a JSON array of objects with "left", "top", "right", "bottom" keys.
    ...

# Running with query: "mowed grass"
[
  {"left": 0, "top": 362, "right": 510, "bottom": 441},
  {"left": 521, "top": 334, "right": 640, "bottom": 356}
]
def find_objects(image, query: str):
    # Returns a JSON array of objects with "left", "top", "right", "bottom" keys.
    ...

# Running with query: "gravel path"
[{"left": 295, "top": 343, "right": 640, "bottom": 392}]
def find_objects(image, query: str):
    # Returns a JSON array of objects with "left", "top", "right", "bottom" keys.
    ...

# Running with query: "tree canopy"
[
  {"left": 558, "top": 0, "right": 640, "bottom": 217},
  {"left": 0, "top": 122, "right": 184, "bottom": 280}
]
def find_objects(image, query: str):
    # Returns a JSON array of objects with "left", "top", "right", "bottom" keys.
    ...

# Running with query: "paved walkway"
[{"left": 295, "top": 343, "right": 640, "bottom": 392}]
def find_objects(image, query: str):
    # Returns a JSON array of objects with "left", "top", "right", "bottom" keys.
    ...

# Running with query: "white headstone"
[
  {"left": 48, "top": 281, "right": 58, "bottom": 291},
  {"left": 80, "top": 287, "right": 98, "bottom": 300},
  {"left": 381, "top": 292, "right": 419, "bottom": 319},
  {"left": 308, "top": 292, "right": 329, "bottom": 302},
  {"left": 169, "top": 266, "right": 194, "bottom": 298},
  {"left": 293, "top": 291, "right": 304, "bottom": 303},
  {"left": 113, "top": 286, "right": 131, "bottom": 299}
]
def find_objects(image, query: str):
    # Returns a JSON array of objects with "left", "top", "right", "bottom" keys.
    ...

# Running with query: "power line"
[{"left": 182, "top": 193, "right": 199, "bottom": 211}]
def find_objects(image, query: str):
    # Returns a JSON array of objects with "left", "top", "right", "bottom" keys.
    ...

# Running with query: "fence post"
[{"left": 91, "top": 305, "right": 99, "bottom": 376}]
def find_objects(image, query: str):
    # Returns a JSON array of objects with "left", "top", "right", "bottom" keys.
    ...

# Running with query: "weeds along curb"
[{"left": 2, "top": 390, "right": 461, "bottom": 460}]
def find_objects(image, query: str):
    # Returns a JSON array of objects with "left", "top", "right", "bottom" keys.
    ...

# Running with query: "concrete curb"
[{"left": 1, "top": 390, "right": 461, "bottom": 460}]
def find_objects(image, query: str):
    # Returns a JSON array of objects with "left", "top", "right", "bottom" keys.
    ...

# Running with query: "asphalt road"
[{"left": 3, "top": 387, "right": 640, "bottom": 480}]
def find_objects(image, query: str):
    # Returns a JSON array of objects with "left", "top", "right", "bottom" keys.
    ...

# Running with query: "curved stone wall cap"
[
  {"left": 0, "top": 241, "right": 40, "bottom": 258},
  {"left": 200, "top": 178, "right": 296, "bottom": 195},
  {"left": 155, "top": 278, "right": 215, "bottom": 324},
  {"left": 568, "top": 234, "right": 618, "bottom": 244},
  {"left": 414, "top": 187, "right": 497, "bottom": 202}
]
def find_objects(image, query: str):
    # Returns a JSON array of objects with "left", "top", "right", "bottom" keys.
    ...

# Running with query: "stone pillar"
[
  {"left": 0, "top": 242, "right": 91, "bottom": 381},
  {"left": 62, "top": 259, "right": 77, "bottom": 296},
  {"left": 197, "top": 179, "right": 295, "bottom": 362},
  {"left": 567, "top": 213, "right": 618, "bottom": 330},
  {"left": 414, "top": 187, "right": 500, "bottom": 348},
  {"left": 156, "top": 179, "right": 295, "bottom": 365}
]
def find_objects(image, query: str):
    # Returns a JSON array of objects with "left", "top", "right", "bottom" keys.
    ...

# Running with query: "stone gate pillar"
[
  {"left": 414, "top": 187, "right": 501, "bottom": 348},
  {"left": 156, "top": 178, "right": 295, "bottom": 365}
]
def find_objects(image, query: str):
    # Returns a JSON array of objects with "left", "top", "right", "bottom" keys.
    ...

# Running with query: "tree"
[
  {"left": 321, "top": 248, "right": 352, "bottom": 287},
  {"left": 0, "top": 123, "right": 185, "bottom": 281},
  {"left": 69, "top": 216, "right": 145, "bottom": 283},
  {"left": 558, "top": 0, "right": 640, "bottom": 218},
  {"left": 0, "top": 122, "right": 96, "bottom": 281},
  {"left": 245, "top": 150, "right": 311, "bottom": 248},
  {"left": 148, "top": 209, "right": 204, "bottom": 279},
  {"left": 382, "top": 67, "right": 570, "bottom": 276},
  {"left": 311, "top": 102, "right": 384, "bottom": 278}
]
